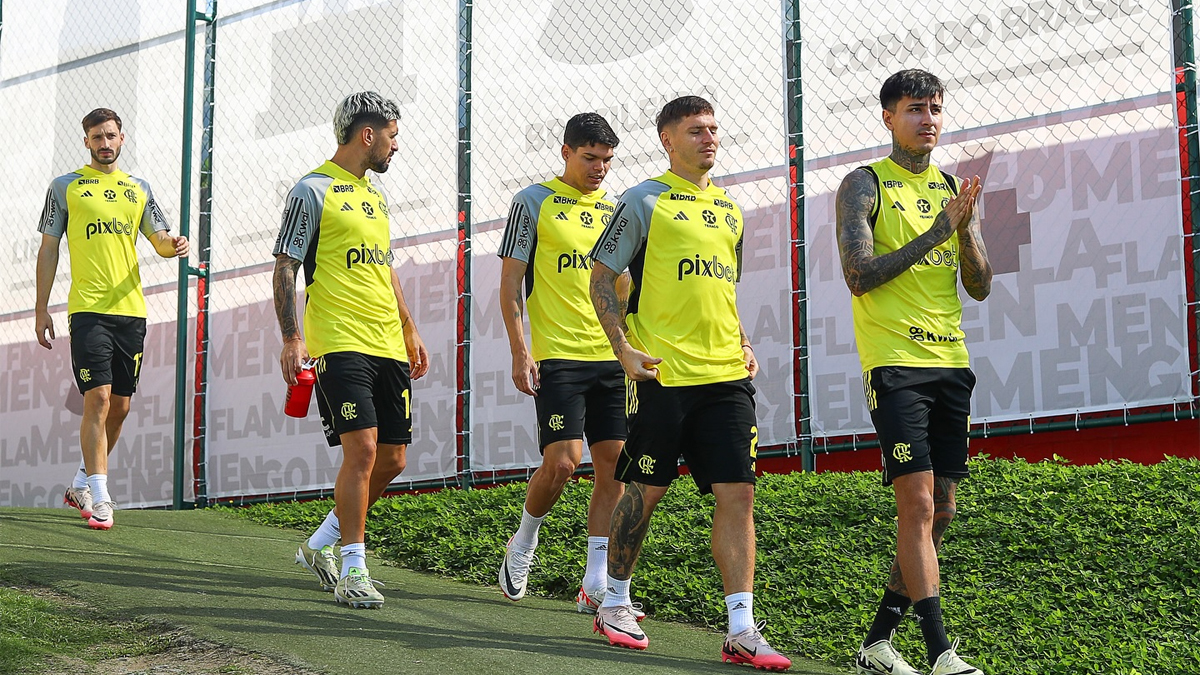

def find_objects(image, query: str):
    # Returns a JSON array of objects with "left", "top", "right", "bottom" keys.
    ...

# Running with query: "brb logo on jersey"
[
  {"left": 557, "top": 249, "right": 593, "bottom": 273},
  {"left": 86, "top": 218, "right": 135, "bottom": 239},
  {"left": 345, "top": 243, "right": 395, "bottom": 269},
  {"left": 677, "top": 254, "right": 735, "bottom": 284}
]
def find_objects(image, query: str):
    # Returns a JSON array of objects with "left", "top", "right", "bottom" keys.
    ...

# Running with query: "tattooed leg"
[{"left": 607, "top": 481, "right": 669, "bottom": 580}]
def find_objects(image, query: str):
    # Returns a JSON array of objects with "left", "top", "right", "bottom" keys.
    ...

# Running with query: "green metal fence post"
[
  {"left": 191, "top": 0, "right": 217, "bottom": 507},
  {"left": 784, "top": 0, "right": 814, "bottom": 472},
  {"left": 174, "top": 0, "right": 215, "bottom": 510},
  {"left": 456, "top": 0, "right": 473, "bottom": 489},
  {"left": 1182, "top": 2, "right": 1200, "bottom": 408}
]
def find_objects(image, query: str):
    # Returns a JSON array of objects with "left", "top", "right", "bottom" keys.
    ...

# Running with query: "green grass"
[
  {"left": 0, "top": 586, "right": 177, "bottom": 674},
  {"left": 227, "top": 457, "right": 1200, "bottom": 675}
]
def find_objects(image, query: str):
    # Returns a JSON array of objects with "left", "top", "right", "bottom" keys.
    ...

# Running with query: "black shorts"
[
  {"left": 864, "top": 366, "right": 975, "bottom": 486},
  {"left": 68, "top": 312, "right": 147, "bottom": 396},
  {"left": 534, "top": 359, "right": 626, "bottom": 451},
  {"left": 617, "top": 377, "right": 757, "bottom": 495},
  {"left": 314, "top": 352, "right": 412, "bottom": 447}
]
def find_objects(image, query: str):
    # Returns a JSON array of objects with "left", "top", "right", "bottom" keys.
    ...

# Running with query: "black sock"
[
  {"left": 863, "top": 588, "right": 910, "bottom": 646},
  {"left": 912, "top": 596, "right": 952, "bottom": 666}
]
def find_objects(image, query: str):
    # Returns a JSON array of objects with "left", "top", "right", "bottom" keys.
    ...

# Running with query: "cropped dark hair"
[
  {"left": 656, "top": 96, "right": 714, "bottom": 134},
  {"left": 82, "top": 108, "right": 122, "bottom": 133},
  {"left": 879, "top": 70, "right": 945, "bottom": 111},
  {"left": 563, "top": 112, "right": 619, "bottom": 149}
]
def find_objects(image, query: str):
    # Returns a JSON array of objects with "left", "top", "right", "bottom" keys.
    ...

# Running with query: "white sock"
[
  {"left": 307, "top": 509, "right": 341, "bottom": 550},
  {"left": 583, "top": 536, "right": 608, "bottom": 593},
  {"left": 86, "top": 474, "right": 111, "bottom": 505},
  {"left": 600, "top": 575, "right": 631, "bottom": 609},
  {"left": 726, "top": 592, "right": 755, "bottom": 635},
  {"left": 340, "top": 542, "right": 366, "bottom": 578},
  {"left": 511, "top": 508, "right": 544, "bottom": 552},
  {"left": 72, "top": 460, "right": 88, "bottom": 489}
]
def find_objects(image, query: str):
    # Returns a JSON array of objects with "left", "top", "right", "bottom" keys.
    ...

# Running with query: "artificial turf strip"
[
  {"left": 232, "top": 457, "right": 1200, "bottom": 675},
  {"left": 0, "top": 508, "right": 840, "bottom": 675}
]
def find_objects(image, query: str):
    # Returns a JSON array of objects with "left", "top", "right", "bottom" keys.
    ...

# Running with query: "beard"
[
  {"left": 369, "top": 149, "right": 393, "bottom": 174},
  {"left": 91, "top": 146, "right": 121, "bottom": 165}
]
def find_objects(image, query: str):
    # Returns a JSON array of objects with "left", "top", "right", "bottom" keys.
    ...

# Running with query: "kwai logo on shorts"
[
  {"left": 79, "top": 369, "right": 91, "bottom": 383},
  {"left": 341, "top": 402, "right": 357, "bottom": 420},
  {"left": 638, "top": 455, "right": 655, "bottom": 474},
  {"left": 548, "top": 414, "right": 565, "bottom": 431},
  {"left": 892, "top": 442, "right": 913, "bottom": 462}
]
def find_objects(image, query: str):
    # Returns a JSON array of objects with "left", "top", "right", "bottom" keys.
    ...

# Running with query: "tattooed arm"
[
  {"left": 591, "top": 262, "right": 660, "bottom": 380},
  {"left": 273, "top": 254, "right": 308, "bottom": 386},
  {"left": 499, "top": 256, "right": 537, "bottom": 396},
  {"left": 956, "top": 200, "right": 992, "bottom": 301},
  {"left": 836, "top": 169, "right": 981, "bottom": 296}
]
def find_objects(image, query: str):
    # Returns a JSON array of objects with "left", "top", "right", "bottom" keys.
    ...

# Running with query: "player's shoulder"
[
  {"left": 50, "top": 171, "right": 84, "bottom": 189},
  {"left": 620, "top": 177, "right": 671, "bottom": 204},
  {"left": 290, "top": 171, "right": 333, "bottom": 199},
  {"left": 839, "top": 165, "right": 879, "bottom": 194},
  {"left": 122, "top": 173, "right": 155, "bottom": 193},
  {"left": 516, "top": 182, "right": 555, "bottom": 205}
]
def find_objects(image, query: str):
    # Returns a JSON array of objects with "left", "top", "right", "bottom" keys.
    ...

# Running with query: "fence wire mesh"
[
  {"left": 0, "top": 0, "right": 1195, "bottom": 506},
  {"left": 0, "top": 1, "right": 192, "bottom": 508},
  {"left": 466, "top": 0, "right": 794, "bottom": 481},
  {"left": 801, "top": 0, "right": 1194, "bottom": 444}
]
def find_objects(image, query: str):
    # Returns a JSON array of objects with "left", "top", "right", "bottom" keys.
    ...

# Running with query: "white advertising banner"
[
  {"left": 802, "top": 0, "right": 1187, "bottom": 436},
  {"left": 467, "top": 0, "right": 794, "bottom": 471}
]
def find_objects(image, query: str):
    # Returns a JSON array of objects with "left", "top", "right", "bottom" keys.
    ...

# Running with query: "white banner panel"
[
  {"left": 0, "top": 297, "right": 187, "bottom": 509},
  {"left": 199, "top": 0, "right": 462, "bottom": 495},
  {"left": 467, "top": 0, "right": 794, "bottom": 471},
  {"left": 806, "top": 109, "right": 1190, "bottom": 436},
  {"left": 801, "top": 0, "right": 1187, "bottom": 437}
]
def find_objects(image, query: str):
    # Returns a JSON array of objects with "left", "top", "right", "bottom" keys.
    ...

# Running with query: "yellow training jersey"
[
  {"left": 497, "top": 177, "right": 616, "bottom": 362},
  {"left": 851, "top": 157, "right": 969, "bottom": 372},
  {"left": 591, "top": 170, "right": 746, "bottom": 387},
  {"left": 37, "top": 166, "right": 171, "bottom": 318},
  {"left": 273, "top": 160, "right": 406, "bottom": 362}
]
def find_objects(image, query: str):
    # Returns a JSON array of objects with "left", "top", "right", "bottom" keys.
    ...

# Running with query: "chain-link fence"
[
  {"left": 0, "top": 0, "right": 1195, "bottom": 507},
  {"left": 0, "top": 0, "right": 195, "bottom": 508},
  {"left": 800, "top": 0, "right": 1197, "bottom": 459}
]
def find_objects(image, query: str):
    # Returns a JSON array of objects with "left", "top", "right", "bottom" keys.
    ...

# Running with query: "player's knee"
[
  {"left": 548, "top": 458, "right": 578, "bottom": 485},
  {"left": 84, "top": 388, "right": 111, "bottom": 414},
  {"left": 897, "top": 491, "right": 935, "bottom": 524}
]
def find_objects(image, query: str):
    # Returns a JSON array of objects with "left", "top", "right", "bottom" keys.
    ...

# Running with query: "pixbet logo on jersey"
[
  {"left": 345, "top": 243, "right": 395, "bottom": 268},
  {"left": 86, "top": 218, "right": 135, "bottom": 239},
  {"left": 557, "top": 249, "right": 593, "bottom": 272},
  {"left": 677, "top": 254, "right": 735, "bottom": 283}
]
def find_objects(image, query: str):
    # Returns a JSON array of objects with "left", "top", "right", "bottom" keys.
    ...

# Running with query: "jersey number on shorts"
[
  {"left": 133, "top": 352, "right": 144, "bottom": 379},
  {"left": 749, "top": 425, "right": 758, "bottom": 472},
  {"left": 402, "top": 388, "right": 411, "bottom": 418}
]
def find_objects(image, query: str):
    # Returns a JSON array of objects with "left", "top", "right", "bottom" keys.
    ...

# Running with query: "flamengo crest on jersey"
[
  {"left": 498, "top": 177, "right": 616, "bottom": 362},
  {"left": 851, "top": 157, "right": 969, "bottom": 372}
]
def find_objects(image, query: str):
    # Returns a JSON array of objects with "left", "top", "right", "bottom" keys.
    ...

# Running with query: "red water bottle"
[{"left": 285, "top": 365, "right": 315, "bottom": 418}]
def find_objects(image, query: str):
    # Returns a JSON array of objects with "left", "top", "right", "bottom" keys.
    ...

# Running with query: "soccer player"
[
  {"left": 273, "top": 91, "right": 429, "bottom": 609},
  {"left": 495, "top": 113, "right": 639, "bottom": 616},
  {"left": 835, "top": 70, "right": 989, "bottom": 675},
  {"left": 587, "top": 96, "right": 791, "bottom": 671},
  {"left": 35, "top": 108, "right": 188, "bottom": 531}
]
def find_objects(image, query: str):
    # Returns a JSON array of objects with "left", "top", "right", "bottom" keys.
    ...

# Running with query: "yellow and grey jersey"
[
  {"left": 852, "top": 156, "right": 968, "bottom": 371},
  {"left": 498, "top": 177, "right": 616, "bottom": 362},
  {"left": 273, "top": 160, "right": 405, "bottom": 362},
  {"left": 591, "top": 170, "right": 746, "bottom": 387},
  {"left": 37, "top": 166, "right": 170, "bottom": 318}
]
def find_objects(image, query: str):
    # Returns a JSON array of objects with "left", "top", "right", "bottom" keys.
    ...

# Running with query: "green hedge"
[{"left": 227, "top": 457, "right": 1200, "bottom": 675}]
